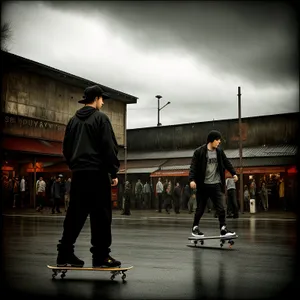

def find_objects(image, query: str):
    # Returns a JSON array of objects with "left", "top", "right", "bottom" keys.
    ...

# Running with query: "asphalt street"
[{"left": 2, "top": 211, "right": 299, "bottom": 300}]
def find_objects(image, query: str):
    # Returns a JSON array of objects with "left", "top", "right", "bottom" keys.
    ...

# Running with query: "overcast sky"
[{"left": 1, "top": 1, "right": 299, "bottom": 129}]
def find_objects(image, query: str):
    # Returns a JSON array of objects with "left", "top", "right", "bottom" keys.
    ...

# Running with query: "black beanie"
[{"left": 207, "top": 130, "right": 222, "bottom": 143}]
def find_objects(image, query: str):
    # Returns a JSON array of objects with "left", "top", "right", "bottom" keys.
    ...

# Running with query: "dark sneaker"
[
  {"left": 192, "top": 226, "right": 204, "bottom": 237},
  {"left": 57, "top": 253, "right": 84, "bottom": 267},
  {"left": 220, "top": 225, "right": 236, "bottom": 237},
  {"left": 93, "top": 255, "right": 121, "bottom": 268}
]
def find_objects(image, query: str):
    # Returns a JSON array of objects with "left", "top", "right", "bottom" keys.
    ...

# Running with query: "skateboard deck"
[
  {"left": 47, "top": 265, "right": 133, "bottom": 282},
  {"left": 188, "top": 234, "right": 238, "bottom": 248}
]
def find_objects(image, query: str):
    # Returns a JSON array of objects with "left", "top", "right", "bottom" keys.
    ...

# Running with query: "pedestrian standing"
[
  {"left": 156, "top": 178, "right": 164, "bottom": 212},
  {"left": 226, "top": 176, "right": 239, "bottom": 218},
  {"left": 64, "top": 178, "right": 71, "bottom": 212},
  {"left": 173, "top": 182, "right": 181, "bottom": 214},
  {"left": 51, "top": 176, "right": 62, "bottom": 214},
  {"left": 121, "top": 181, "right": 131, "bottom": 215}
]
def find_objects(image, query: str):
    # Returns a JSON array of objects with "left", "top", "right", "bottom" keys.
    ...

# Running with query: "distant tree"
[{"left": 1, "top": 22, "right": 12, "bottom": 52}]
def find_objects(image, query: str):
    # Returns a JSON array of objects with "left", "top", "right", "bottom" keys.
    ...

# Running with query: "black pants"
[
  {"left": 143, "top": 193, "right": 150, "bottom": 209},
  {"left": 58, "top": 171, "right": 112, "bottom": 259},
  {"left": 157, "top": 193, "right": 163, "bottom": 212},
  {"left": 135, "top": 194, "right": 142, "bottom": 209},
  {"left": 173, "top": 196, "right": 180, "bottom": 213},
  {"left": 52, "top": 198, "right": 61, "bottom": 213},
  {"left": 124, "top": 194, "right": 131, "bottom": 214},
  {"left": 227, "top": 189, "right": 238, "bottom": 216},
  {"left": 37, "top": 192, "right": 45, "bottom": 209},
  {"left": 193, "top": 183, "right": 226, "bottom": 229}
]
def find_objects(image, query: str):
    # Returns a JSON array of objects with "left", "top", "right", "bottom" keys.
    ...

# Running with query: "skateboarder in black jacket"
[
  {"left": 189, "top": 130, "right": 238, "bottom": 238},
  {"left": 56, "top": 85, "right": 121, "bottom": 268}
]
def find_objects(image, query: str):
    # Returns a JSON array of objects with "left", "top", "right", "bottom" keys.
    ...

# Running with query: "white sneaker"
[
  {"left": 191, "top": 226, "right": 204, "bottom": 237},
  {"left": 220, "top": 225, "right": 235, "bottom": 237}
]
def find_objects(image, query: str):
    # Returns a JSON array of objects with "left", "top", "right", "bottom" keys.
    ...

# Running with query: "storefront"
[
  {"left": 1, "top": 51, "right": 138, "bottom": 209},
  {"left": 117, "top": 146, "right": 298, "bottom": 212}
]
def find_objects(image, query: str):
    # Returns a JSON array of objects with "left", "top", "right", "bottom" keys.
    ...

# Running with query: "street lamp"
[{"left": 156, "top": 95, "right": 170, "bottom": 126}]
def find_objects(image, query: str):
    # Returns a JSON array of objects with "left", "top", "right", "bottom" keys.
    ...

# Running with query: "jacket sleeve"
[
  {"left": 221, "top": 149, "right": 236, "bottom": 176},
  {"left": 62, "top": 119, "right": 73, "bottom": 166},
  {"left": 100, "top": 120, "right": 120, "bottom": 179},
  {"left": 189, "top": 150, "right": 198, "bottom": 182}
]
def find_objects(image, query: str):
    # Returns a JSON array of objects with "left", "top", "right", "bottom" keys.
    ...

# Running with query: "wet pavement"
[{"left": 2, "top": 209, "right": 299, "bottom": 300}]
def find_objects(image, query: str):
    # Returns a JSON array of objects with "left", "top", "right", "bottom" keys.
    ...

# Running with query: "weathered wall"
[
  {"left": 127, "top": 113, "right": 299, "bottom": 151},
  {"left": 3, "top": 70, "right": 126, "bottom": 145}
]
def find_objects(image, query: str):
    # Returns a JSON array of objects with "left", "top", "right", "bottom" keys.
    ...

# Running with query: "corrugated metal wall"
[{"left": 127, "top": 113, "right": 299, "bottom": 151}]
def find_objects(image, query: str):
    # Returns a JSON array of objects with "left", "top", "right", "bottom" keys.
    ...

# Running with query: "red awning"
[
  {"left": 2, "top": 136, "right": 63, "bottom": 156},
  {"left": 26, "top": 162, "right": 70, "bottom": 173},
  {"left": 150, "top": 169, "right": 189, "bottom": 177}
]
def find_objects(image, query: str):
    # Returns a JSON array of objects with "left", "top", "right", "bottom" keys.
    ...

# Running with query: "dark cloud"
[
  {"left": 42, "top": 1, "right": 299, "bottom": 86},
  {"left": 2, "top": 1, "right": 298, "bottom": 129}
]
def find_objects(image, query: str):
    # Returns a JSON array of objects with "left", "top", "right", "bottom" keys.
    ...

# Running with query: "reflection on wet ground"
[{"left": 2, "top": 215, "right": 299, "bottom": 299}]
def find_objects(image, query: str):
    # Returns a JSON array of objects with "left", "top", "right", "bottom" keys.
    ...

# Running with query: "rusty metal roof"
[
  {"left": 119, "top": 159, "right": 167, "bottom": 168},
  {"left": 151, "top": 156, "right": 297, "bottom": 172},
  {"left": 121, "top": 145, "right": 297, "bottom": 161},
  {"left": 225, "top": 145, "right": 297, "bottom": 159},
  {"left": 123, "top": 150, "right": 193, "bottom": 160},
  {"left": 230, "top": 156, "right": 297, "bottom": 168}
]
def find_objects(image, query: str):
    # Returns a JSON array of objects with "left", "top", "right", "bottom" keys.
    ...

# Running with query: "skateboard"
[
  {"left": 188, "top": 234, "right": 238, "bottom": 248},
  {"left": 47, "top": 265, "right": 133, "bottom": 282}
]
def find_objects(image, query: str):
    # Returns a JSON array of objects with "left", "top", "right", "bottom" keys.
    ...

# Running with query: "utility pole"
[
  {"left": 238, "top": 86, "right": 244, "bottom": 213},
  {"left": 124, "top": 106, "right": 128, "bottom": 183},
  {"left": 156, "top": 95, "right": 170, "bottom": 126}
]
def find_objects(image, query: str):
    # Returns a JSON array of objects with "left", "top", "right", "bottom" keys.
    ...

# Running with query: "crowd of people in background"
[
  {"left": 1, "top": 174, "right": 72, "bottom": 213},
  {"left": 1, "top": 172, "right": 294, "bottom": 214},
  {"left": 117, "top": 174, "right": 292, "bottom": 215},
  {"left": 119, "top": 177, "right": 212, "bottom": 215},
  {"left": 242, "top": 175, "right": 287, "bottom": 212}
]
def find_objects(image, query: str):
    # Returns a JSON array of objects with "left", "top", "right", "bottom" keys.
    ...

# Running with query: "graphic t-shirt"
[{"left": 204, "top": 149, "right": 221, "bottom": 184}]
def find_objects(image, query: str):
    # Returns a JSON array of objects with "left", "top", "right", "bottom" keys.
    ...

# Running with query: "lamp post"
[
  {"left": 238, "top": 86, "right": 244, "bottom": 214},
  {"left": 156, "top": 95, "right": 170, "bottom": 126}
]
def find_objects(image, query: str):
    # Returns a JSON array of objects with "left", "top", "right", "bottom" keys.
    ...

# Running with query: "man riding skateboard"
[{"left": 189, "top": 130, "right": 238, "bottom": 238}]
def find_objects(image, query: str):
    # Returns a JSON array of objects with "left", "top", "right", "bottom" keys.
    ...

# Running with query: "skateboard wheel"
[
  {"left": 111, "top": 275, "right": 115, "bottom": 281},
  {"left": 200, "top": 241, "right": 204, "bottom": 245}
]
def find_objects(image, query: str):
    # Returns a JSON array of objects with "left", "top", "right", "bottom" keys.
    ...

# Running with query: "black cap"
[
  {"left": 78, "top": 85, "right": 110, "bottom": 104},
  {"left": 207, "top": 130, "right": 222, "bottom": 143}
]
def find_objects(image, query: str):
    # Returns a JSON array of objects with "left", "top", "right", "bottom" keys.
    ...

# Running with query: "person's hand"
[
  {"left": 190, "top": 181, "right": 196, "bottom": 189},
  {"left": 233, "top": 175, "right": 238, "bottom": 182},
  {"left": 111, "top": 178, "right": 118, "bottom": 186}
]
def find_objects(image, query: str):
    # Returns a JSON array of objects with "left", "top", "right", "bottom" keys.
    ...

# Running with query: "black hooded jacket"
[
  {"left": 63, "top": 106, "right": 120, "bottom": 178},
  {"left": 189, "top": 144, "right": 236, "bottom": 192}
]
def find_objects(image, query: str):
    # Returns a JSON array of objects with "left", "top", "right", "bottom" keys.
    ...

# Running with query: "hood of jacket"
[{"left": 75, "top": 106, "right": 97, "bottom": 121}]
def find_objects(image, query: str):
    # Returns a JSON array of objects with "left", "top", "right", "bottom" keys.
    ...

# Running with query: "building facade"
[
  {"left": 1, "top": 50, "right": 138, "bottom": 208},
  {"left": 118, "top": 113, "right": 299, "bottom": 211}
]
